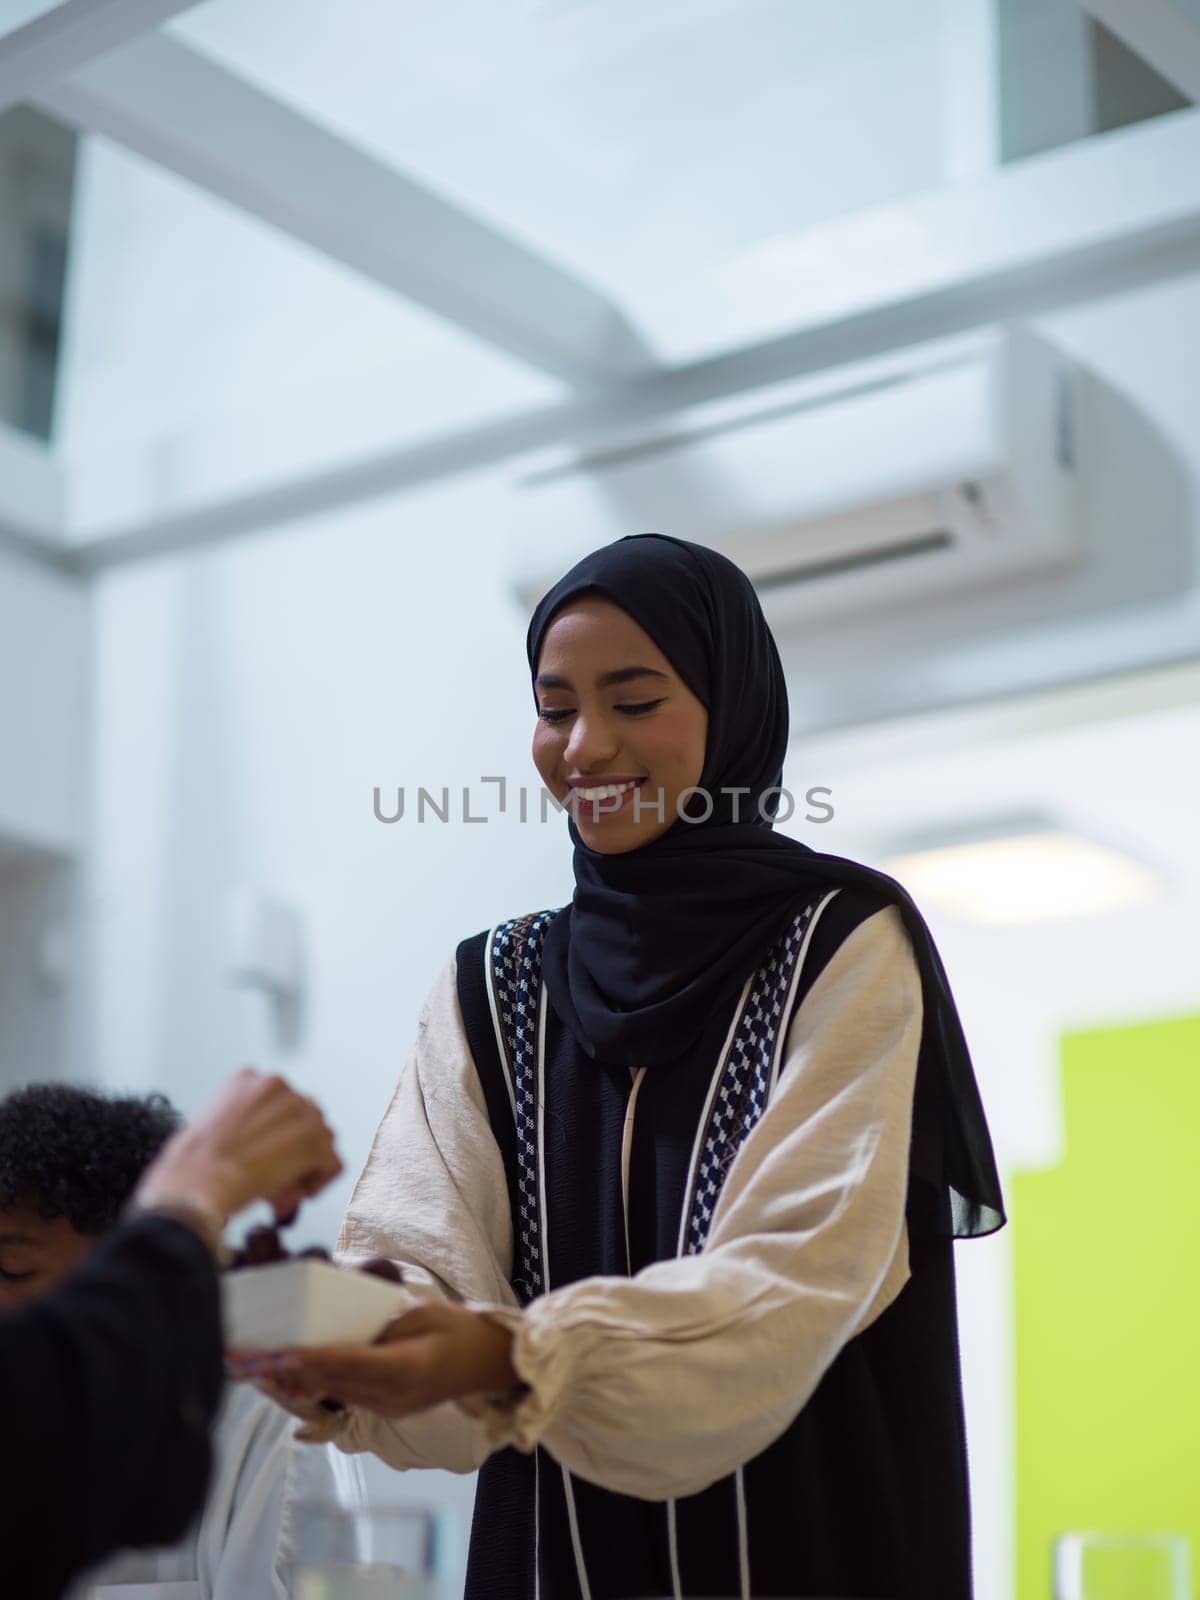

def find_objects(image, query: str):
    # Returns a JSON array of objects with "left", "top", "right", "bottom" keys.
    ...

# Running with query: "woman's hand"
[{"left": 229, "top": 1300, "right": 519, "bottom": 1419}]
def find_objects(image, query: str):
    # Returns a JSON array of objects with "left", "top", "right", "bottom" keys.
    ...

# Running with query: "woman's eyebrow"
[{"left": 535, "top": 666, "right": 669, "bottom": 691}]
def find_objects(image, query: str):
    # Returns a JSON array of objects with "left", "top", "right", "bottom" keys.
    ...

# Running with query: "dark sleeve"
[{"left": 0, "top": 1212, "right": 224, "bottom": 1600}]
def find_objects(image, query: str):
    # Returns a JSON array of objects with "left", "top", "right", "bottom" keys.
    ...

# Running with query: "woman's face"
[{"left": 532, "top": 595, "right": 708, "bottom": 854}]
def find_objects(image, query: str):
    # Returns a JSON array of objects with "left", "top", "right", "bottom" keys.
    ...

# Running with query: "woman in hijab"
[{"left": 239, "top": 535, "right": 1005, "bottom": 1600}]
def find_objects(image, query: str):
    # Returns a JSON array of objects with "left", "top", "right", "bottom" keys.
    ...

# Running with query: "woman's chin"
[
  {"left": 580, "top": 830, "right": 641, "bottom": 855},
  {"left": 575, "top": 814, "right": 669, "bottom": 855}
]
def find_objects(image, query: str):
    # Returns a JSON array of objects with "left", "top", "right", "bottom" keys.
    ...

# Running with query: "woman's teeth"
[{"left": 575, "top": 781, "right": 640, "bottom": 802}]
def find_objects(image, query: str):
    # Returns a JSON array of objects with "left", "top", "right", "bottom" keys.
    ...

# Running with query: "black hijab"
[{"left": 527, "top": 533, "right": 1004, "bottom": 1239}]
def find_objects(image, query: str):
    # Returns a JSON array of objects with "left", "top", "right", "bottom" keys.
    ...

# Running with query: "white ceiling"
[
  {"left": 3, "top": 0, "right": 1200, "bottom": 737},
  {"left": 55, "top": 132, "right": 562, "bottom": 453},
  {"left": 169, "top": 0, "right": 948, "bottom": 315}
]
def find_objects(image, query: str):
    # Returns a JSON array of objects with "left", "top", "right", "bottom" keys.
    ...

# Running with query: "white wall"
[
  {"left": 0, "top": 850, "right": 75, "bottom": 1092},
  {"left": 0, "top": 541, "right": 86, "bottom": 1092},
  {"left": 80, "top": 467, "right": 572, "bottom": 1221},
  {"left": 0, "top": 544, "right": 87, "bottom": 855}
]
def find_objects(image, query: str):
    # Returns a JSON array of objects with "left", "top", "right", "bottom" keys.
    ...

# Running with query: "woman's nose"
[{"left": 564, "top": 712, "right": 619, "bottom": 768}]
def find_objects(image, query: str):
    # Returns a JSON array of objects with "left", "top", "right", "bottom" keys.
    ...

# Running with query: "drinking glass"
[
  {"left": 290, "top": 1503, "right": 439, "bottom": 1600},
  {"left": 1053, "top": 1531, "right": 1192, "bottom": 1600}
]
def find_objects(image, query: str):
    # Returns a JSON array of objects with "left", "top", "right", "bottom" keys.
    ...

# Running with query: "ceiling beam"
[
  {"left": 1077, "top": 0, "right": 1200, "bottom": 103},
  {"left": 0, "top": 422, "right": 67, "bottom": 560},
  {"left": 33, "top": 31, "right": 653, "bottom": 388},
  {"left": 66, "top": 197, "right": 1200, "bottom": 571},
  {"left": 0, "top": 0, "right": 199, "bottom": 114},
  {"left": 2, "top": 102, "right": 1197, "bottom": 568},
  {"left": 57, "top": 101, "right": 1200, "bottom": 566}
]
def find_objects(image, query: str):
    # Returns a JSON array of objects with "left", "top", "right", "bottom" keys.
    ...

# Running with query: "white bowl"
[{"left": 222, "top": 1258, "right": 409, "bottom": 1348}]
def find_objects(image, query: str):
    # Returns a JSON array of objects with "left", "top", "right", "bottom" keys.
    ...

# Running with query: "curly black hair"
[{"left": 0, "top": 1083, "right": 182, "bottom": 1235}]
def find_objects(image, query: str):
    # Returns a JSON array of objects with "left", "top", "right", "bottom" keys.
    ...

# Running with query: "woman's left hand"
[{"left": 228, "top": 1300, "right": 519, "bottom": 1418}]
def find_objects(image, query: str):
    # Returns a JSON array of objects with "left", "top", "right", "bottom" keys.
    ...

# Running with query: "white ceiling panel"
[
  {"left": 37, "top": 31, "right": 652, "bottom": 386},
  {"left": 54, "top": 134, "right": 562, "bottom": 456},
  {"left": 168, "top": 0, "right": 949, "bottom": 322}
]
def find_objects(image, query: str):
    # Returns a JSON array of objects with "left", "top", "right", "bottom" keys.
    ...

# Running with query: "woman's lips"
[{"left": 569, "top": 778, "right": 647, "bottom": 817}]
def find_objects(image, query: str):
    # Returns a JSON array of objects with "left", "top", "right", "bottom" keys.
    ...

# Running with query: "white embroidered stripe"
[
  {"left": 766, "top": 890, "right": 840, "bottom": 1101},
  {"left": 674, "top": 972, "right": 753, "bottom": 1257},
  {"left": 483, "top": 926, "right": 518, "bottom": 1121},
  {"left": 528, "top": 940, "right": 544, "bottom": 1600},
  {"left": 735, "top": 1467, "right": 751, "bottom": 1600},
  {"left": 620, "top": 1068, "right": 648, "bottom": 1277},
  {"left": 535, "top": 979, "right": 550, "bottom": 1287},
  {"left": 535, "top": 983, "right": 593, "bottom": 1600},
  {"left": 562, "top": 1467, "right": 593, "bottom": 1600},
  {"left": 665, "top": 970, "right": 751, "bottom": 1600},
  {"left": 534, "top": 1449, "right": 542, "bottom": 1600},
  {"left": 667, "top": 1500, "right": 683, "bottom": 1600}
]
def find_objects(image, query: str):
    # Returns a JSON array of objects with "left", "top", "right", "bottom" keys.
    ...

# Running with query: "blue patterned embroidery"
[
  {"left": 489, "top": 897, "right": 823, "bottom": 1299},
  {"left": 489, "top": 910, "right": 557, "bottom": 1304},
  {"left": 683, "top": 899, "right": 821, "bottom": 1256}
]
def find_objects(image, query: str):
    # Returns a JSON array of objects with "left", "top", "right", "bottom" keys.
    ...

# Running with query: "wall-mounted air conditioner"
[{"left": 504, "top": 327, "right": 1085, "bottom": 630}]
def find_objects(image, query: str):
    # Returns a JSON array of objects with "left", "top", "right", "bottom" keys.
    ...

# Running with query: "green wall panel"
[{"left": 1013, "top": 1012, "right": 1200, "bottom": 1599}]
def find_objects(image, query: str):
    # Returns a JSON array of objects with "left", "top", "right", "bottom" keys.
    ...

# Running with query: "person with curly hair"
[
  {"left": 0, "top": 1067, "right": 341, "bottom": 1600},
  {"left": 0, "top": 1086, "right": 185, "bottom": 1283},
  {"left": 0, "top": 1081, "right": 363, "bottom": 1600}
]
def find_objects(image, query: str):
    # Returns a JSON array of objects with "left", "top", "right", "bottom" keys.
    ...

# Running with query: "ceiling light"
[{"left": 881, "top": 824, "right": 1163, "bottom": 928}]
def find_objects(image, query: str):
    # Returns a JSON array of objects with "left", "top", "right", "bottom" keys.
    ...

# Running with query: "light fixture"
[{"left": 880, "top": 814, "right": 1164, "bottom": 928}]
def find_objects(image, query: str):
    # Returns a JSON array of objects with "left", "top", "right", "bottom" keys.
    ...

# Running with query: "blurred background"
[{"left": 2, "top": 1, "right": 1198, "bottom": 1595}]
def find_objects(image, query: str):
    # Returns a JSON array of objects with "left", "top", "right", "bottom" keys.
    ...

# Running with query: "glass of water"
[
  {"left": 290, "top": 1503, "right": 438, "bottom": 1600},
  {"left": 1053, "top": 1531, "right": 1192, "bottom": 1600}
]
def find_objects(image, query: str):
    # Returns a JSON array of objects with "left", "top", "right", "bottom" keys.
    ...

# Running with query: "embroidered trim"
[
  {"left": 489, "top": 896, "right": 825, "bottom": 1298},
  {"left": 683, "top": 900, "right": 822, "bottom": 1255},
  {"left": 489, "top": 910, "right": 556, "bottom": 1304}
]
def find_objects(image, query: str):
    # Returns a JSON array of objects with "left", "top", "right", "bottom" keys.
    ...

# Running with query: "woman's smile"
[{"left": 567, "top": 776, "right": 647, "bottom": 816}]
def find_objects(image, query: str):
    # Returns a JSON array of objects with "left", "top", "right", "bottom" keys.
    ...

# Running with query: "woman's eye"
[
  {"left": 538, "top": 698, "right": 665, "bottom": 723},
  {"left": 0, "top": 1267, "right": 36, "bottom": 1284}
]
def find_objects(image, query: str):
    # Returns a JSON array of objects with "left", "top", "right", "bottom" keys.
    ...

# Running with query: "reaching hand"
[{"left": 135, "top": 1068, "right": 342, "bottom": 1228}]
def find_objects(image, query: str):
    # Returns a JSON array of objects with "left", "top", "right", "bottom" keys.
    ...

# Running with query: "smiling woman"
[{"left": 239, "top": 534, "right": 1005, "bottom": 1600}]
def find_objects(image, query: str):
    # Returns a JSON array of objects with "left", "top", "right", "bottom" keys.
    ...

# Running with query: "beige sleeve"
[
  {"left": 461, "top": 904, "right": 922, "bottom": 1502},
  {"left": 316, "top": 955, "right": 519, "bottom": 1474}
]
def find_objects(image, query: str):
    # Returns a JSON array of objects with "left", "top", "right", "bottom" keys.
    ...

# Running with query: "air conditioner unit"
[{"left": 504, "top": 327, "right": 1084, "bottom": 630}]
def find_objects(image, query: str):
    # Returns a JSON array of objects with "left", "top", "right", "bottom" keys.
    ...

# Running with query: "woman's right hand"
[
  {"left": 239, "top": 1375, "right": 347, "bottom": 1442},
  {"left": 134, "top": 1068, "right": 342, "bottom": 1229}
]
